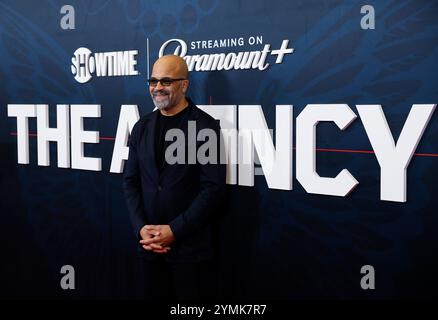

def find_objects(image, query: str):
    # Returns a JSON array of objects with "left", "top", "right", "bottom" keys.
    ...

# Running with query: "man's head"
[{"left": 149, "top": 55, "right": 189, "bottom": 111}]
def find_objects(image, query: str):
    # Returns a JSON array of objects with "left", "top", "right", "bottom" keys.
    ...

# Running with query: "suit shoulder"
[
  {"left": 141, "top": 109, "right": 158, "bottom": 122},
  {"left": 133, "top": 110, "right": 156, "bottom": 129},
  {"left": 194, "top": 106, "right": 221, "bottom": 129},
  {"left": 130, "top": 111, "right": 156, "bottom": 140}
]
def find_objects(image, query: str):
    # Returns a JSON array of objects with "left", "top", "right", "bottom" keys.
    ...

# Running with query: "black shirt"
[{"left": 154, "top": 104, "right": 190, "bottom": 172}]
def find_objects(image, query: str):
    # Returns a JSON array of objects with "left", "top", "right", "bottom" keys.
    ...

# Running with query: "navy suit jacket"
[{"left": 123, "top": 100, "right": 226, "bottom": 262}]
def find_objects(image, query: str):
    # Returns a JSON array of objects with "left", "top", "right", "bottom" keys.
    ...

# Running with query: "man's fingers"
[
  {"left": 152, "top": 247, "right": 171, "bottom": 254},
  {"left": 149, "top": 243, "right": 164, "bottom": 250},
  {"left": 140, "top": 238, "right": 161, "bottom": 245},
  {"left": 145, "top": 225, "right": 161, "bottom": 236},
  {"left": 146, "top": 230, "right": 160, "bottom": 237},
  {"left": 142, "top": 244, "right": 166, "bottom": 251},
  {"left": 142, "top": 243, "right": 170, "bottom": 253},
  {"left": 152, "top": 249, "right": 169, "bottom": 254},
  {"left": 140, "top": 234, "right": 170, "bottom": 253}
]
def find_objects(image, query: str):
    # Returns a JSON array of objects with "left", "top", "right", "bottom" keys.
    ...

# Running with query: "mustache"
[{"left": 152, "top": 90, "right": 169, "bottom": 97}]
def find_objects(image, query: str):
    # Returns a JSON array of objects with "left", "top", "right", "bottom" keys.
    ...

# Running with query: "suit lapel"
[{"left": 143, "top": 111, "right": 159, "bottom": 183}]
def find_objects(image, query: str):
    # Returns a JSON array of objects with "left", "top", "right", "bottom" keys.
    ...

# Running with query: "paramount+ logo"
[{"left": 71, "top": 47, "right": 139, "bottom": 83}]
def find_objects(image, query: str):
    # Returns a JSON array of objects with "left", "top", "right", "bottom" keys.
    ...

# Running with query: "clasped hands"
[{"left": 139, "top": 225, "right": 175, "bottom": 254}]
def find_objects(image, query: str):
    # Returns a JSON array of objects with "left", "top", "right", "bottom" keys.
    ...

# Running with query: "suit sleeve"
[
  {"left": 169, "top": 120, "right": 226, "bottom": 241},
  {"left": 123, "top": 121, "right": 147, "bottom": 239}
]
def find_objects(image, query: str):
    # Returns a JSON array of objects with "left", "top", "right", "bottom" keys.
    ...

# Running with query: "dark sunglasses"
[{"left": 147, "top": 77, "right": 186, "bottom": 87}]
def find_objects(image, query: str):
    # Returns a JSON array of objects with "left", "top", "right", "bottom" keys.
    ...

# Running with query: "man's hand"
[{"left": 139, "top": 225, "right": 175, "bottom": 254}]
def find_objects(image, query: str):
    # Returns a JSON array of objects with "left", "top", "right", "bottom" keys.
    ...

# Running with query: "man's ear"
[{"left": 183, "top": 80, "right": 189, "bottom": 93}]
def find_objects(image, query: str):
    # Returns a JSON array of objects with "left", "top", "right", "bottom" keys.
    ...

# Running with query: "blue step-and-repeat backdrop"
[{"left": 1, "top": 0, "right": 438, "bottom": 299}]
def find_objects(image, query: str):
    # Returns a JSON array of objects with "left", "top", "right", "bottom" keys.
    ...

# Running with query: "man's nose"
[{"left": 154, "top": 81, "right": 164, "bottom": 90}]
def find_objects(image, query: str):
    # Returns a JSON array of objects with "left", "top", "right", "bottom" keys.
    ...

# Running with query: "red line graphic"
[{"left": 8, "top": 132, "right": 438, "bottom": 157}]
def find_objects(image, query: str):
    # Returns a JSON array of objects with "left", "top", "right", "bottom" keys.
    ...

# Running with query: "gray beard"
[{"left": 152, "top": 96, "right": 171, "bottom": 110}]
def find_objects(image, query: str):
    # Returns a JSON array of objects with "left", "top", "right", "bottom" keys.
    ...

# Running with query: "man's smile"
[{"left": 153, "top": 92, "right": 169, "bottom": 99}]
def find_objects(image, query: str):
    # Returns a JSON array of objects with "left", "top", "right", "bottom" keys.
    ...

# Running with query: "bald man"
[{"left": 123, "top": 55, "right": 226, "bottom": 300}]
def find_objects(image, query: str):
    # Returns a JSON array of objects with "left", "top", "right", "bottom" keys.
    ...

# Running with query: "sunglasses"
[{"left": 147, "top": 77, "right": 186, "bottom": 87}]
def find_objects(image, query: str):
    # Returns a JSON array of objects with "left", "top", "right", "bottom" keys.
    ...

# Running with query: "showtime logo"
[{"left": 71, "top": 47, "right": 139, "bottom": 83}]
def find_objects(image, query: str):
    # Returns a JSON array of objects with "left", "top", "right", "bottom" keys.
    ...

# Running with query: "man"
[{"left": 123, "top": 55, "right": 226, "bottom": 300}]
